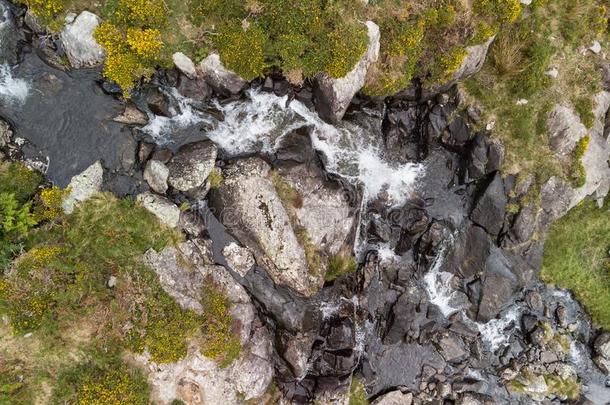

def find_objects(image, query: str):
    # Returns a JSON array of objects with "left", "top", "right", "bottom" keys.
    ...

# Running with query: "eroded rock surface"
[{"left": 139, "top": 240, "right": 274, "bottom": 404}]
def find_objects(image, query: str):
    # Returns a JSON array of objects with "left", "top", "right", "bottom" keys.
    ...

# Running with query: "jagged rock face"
[
  {"left": 210, "top": 157, "right": 312, "bottom": 295},
  {"left": 313, "top": 21, "right": 380, "bottom": 123},
  {"left": 60, "top": 11, "right": 105, "bottom": 69},
  {"left": 139, "top": 240, "right": 274, "bottom": 404},
  {"left": 210, "top": 157, "right": 358, "bottom": 297}
]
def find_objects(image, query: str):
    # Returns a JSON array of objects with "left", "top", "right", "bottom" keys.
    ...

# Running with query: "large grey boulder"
[
  {"left": 199, "top": 53, "right": 247, "bottom": 96},
  {"left": 314, "top": 21, "right": 380, "bottom": 123},
  {"left": 167, "top": 141, "right": 217, "bottom": 194},
  {"left": 62, "top": 160, "right": 104, "bottom": 214},
  {"left": 139, "top": 240, "right": 274, "bottom": 404},
  {"left": 209, "top": 158, "right": 315, "bottom": 296},
  {"left": 60, "top": 11, "right": 105, "bottom": 68},
  {"left": 222, "top": 242, "right": 255, "bottom": 277},
  {"left": 136, "top": 192, "right": 180, "bottom": 228}
]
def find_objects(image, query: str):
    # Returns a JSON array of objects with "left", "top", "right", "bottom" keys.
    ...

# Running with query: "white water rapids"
[
  {"left": 0, "top": 64, "right": 28, "bottom": 104},
  {"left": 142, "top": 88, "right": 423, "bottom": 206}
]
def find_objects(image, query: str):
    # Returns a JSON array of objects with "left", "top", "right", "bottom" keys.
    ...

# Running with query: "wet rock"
[
  {"left": 199, "top": 53, "right": 247, "bottom": 96},
  {"left": 140, "top": 240, "right": 274, "bottom": 403},
  {"left": 177, "top": 74, "right": 212, "bottom": 102},
  {"left": 365, "top": 340, "right": 445, "bottom": 396},
  {"left": 136, "top": 191, "right": 180, "bottom": 228},
  {"left": 143, "top": 159, "right": 169, "bottom": 194},
  {"left": 146, "top": 87, "right": 172, "bottom": 117},
  {"left": 470, "top": 172, "right": 507, "bottom": 236},
  {"left": 138, "top": 141, "right": 155, "bottom": 164},
  {"left": 222, "top": 242, "right": 255, "bottom": 277},
  {"left": 436, "top": 334, "right": 468, "bottom": 364},
  {"left": 0, "top": 119, "right": 11, "bottom": 148},
  {"left": 173, "top": 52, "right": 197, "bottom": 79},
  {"left": 60, "top": 11, "right": 105, "bottom": 68},
  {"left": 167, "top": 141, "right": 217, "bottom": 194},
  {"left": 152, "top": 148, "right": 173, "bottom": 163},
  {"left": 119, "top": 133, "right": 137, "bottom": 171},
  {"left": 209, "top": 158, "right": 314, "bottom": 296},
  {"left": 476, "top": 249, "right": 518, "bottom": 322},
  {"left": 313, "top": 21, "right": 380, "bottom": 123},
  {"left": 113, "top": 104, "right": 148, "bottom": 125},
  {"left": 444, "top": 117, "right": 472, "bottom": 147},
  {"left": 62, "top": 161, "right": 104, "bottom": 214},
  {"left": 372, "top": 390, "right": 413, "bottom": 405},
  {"left": 275, "top": 127, "right": 315, "bottom": 163},
  {"left": 525, "top": 291, "right": 544, "bottom": 314}
]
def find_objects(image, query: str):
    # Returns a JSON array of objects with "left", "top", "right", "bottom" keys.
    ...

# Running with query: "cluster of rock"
[{"left": 10, "top": 4, "right": 610, "bottom": 404}]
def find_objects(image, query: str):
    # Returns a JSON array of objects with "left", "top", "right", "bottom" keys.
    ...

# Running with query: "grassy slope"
[
  {"left": 464, "top": 0, "right": 608, "bottom": 189},
  {"left": 541, "top": 199, "right": 610, "bottom": 330}
]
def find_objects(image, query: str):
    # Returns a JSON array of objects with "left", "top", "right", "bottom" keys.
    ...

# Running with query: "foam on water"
[
  {"left": 140, "top": 87, "right": 212, "bottom": 144},
  {"left": 0, "top": 65, "right": 28, "bottom": 104},
  {"left": 476, "top": 306, "right": 521, "bottom": 351},
  {"left": 143, "top": 88, "right": 423, "bottom": 205},
  {"left": 423, "top": 233, "right": 461, "bottom": 317}
]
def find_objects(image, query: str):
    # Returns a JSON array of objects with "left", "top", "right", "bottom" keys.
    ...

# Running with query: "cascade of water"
[
  {"left": 141, "top": 88, "right": 424, "bottom": 207},
  {"left": 0, "top": 64, "right": 28, "bottom": 104}
]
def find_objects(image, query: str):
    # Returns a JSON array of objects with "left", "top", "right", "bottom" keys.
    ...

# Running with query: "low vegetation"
[
  {"left": 23, "top": 0, "right": 570, "bottom": 97},
  {"left": 348, "top": 376, "right": 369, "bottom": 405},
  {"left": 0, "top": 180, "right": 241, "bottom": 401},
  {"left": 463, "top": 0, "right": 608, "bottom": 188},
  {"left": 325, "top": 252, "right": 358, "bottom": 282},
  {"left": 541, "top": 197, "right": 610, "bottom": 330},
  {"left": 52, "top": 354, "right": 150, "bottom": 405}
]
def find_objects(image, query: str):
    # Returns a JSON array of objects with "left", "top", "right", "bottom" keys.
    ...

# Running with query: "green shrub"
[
  {"left": 127, "top": 289, "right": 200, "bottom": 364},
  {"left": 325, "top": 253, "right": 357, "bottom": 282},
  {"left": 213, "top": 21, "right": 268, "bottom": 81},
  {"left": 569, "top": 136, "right": 590, "bottom": 188},
  {"left": 0, "top": 163, "right": 42, "bottom": 203},
  {"left": 349, "top": 377, "right": 369, "bottom": 405},
  {"left": 200, "top": 283, "right": 241, "bottom": 368},
  {"left": 575, "top": 97, "right": 595, "bottom": 129},
  {"left": 52, "top": 356, "right": 149, "bottom": 405}
]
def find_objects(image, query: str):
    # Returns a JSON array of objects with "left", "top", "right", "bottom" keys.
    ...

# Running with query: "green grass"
[
  {"left": 541, "top": 198, "right": 610, "bottom": 330},
  {"left": 325, "top": 252, "right": 357, "bottom": 282},
  {"left": 463, "top": 0, "right": 607, "bottom": 190}
]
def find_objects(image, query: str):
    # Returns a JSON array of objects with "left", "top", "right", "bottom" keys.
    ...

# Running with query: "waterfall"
[{"left": 141, "top": 88, "right": 423, "bottom": 206}]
